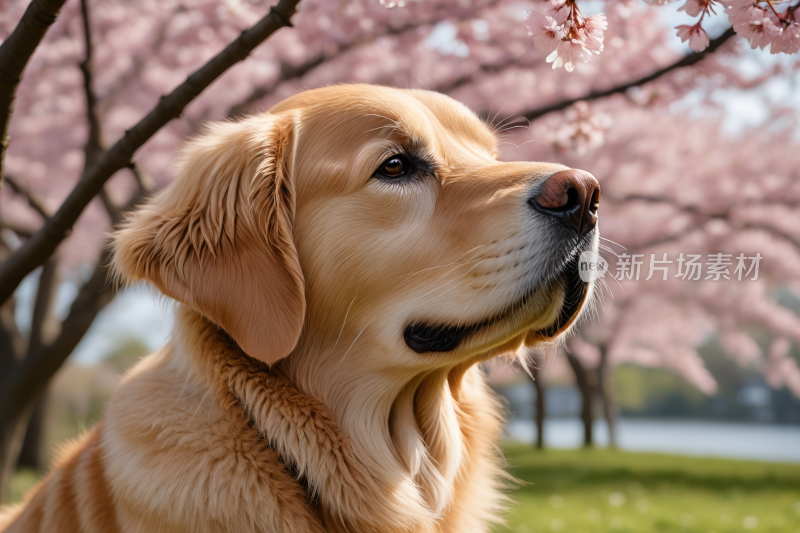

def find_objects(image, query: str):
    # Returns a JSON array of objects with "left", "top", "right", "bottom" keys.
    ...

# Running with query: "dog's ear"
[{"left": 112, "top": 114, "right": 304, "bottom": 365}]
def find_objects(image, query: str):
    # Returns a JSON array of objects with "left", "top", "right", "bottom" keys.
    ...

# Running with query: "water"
[{"left": 507, "top": 418, "right": 800, "bottom": 463}]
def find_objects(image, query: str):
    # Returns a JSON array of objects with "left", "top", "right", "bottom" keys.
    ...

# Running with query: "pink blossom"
[
  {"left": 771, "top": 21, "right": 800, "bottom": 54},
  {"left": 678, "top": 0, "right": 709, "bottom": 17},
  {"left": 546, "top": 38, "right": 592, "bottom": 72},
  {"left": 580, "top": 14, "right": 607, "bottom": 54},
  {"left": 675, "top": 23, "right": 710, "bottom": 51},
  {"left": 727, "top": 4, "right": 781, "bottom": 50},
  {"left": 552, "top": 101, "right": 612, "bottom": 153},
  {"left": 544, "top": 0, "right": 570, "bottom": 24},
  {"left": 525, "top": 10, "right": 564, "bottom": 53}
]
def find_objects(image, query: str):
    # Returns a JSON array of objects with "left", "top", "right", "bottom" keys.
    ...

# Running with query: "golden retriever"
[{"left": 0, "top": 84, "right": 599, "bottom": 533}]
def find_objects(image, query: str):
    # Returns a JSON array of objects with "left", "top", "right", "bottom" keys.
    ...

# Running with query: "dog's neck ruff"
[{"left": 180, "top": 308, "right": 453, "bottom": 533}]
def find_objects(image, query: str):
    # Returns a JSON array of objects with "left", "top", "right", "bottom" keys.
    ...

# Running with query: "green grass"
[
  {"left": 8, "top": 468, "right": 40, "bottom": 505},
  {"left": 500, "top": 445, "right": 800, "bottom": 533},
  {"left": 10, "top": 445, "right": 800, "bottom": 532}
]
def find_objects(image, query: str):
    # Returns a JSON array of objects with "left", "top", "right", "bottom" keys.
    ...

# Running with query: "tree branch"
[
  {"left": 128, "top": 162, "right": 157, "bottom": 196},
  {"left": 0, "top": 240, "right": 23, "bottom": 370},
  {"left": 0, "top": 176, "right": 150, "bottom": 423},
  {"left": 0, "top": 0, "right": 301, "bottom": 306},
  {"left": 433, "top": 56, "right": 526, "bottom": 95},
  {"left": 24, "top": 255, "right": 58, "bottom": 358},
  {"left": 514, "top": 27, "right": 737, "bottom": 124},
  {"left": 0, "top": 219, "right": 36, "bottom": 239},
  {"left": 227, "top": 20, "right": 418, "bottom": 118},
  {"left": 5, "top": 175, "right": 50, "bottom": 219},
  {"left": 79, "top": 0, "right": 102, "bottom": 169},
  {"left": 80, "top": 0, "right": 121, "bottom": 226},
  {"left": 0, "top": 245, "right": 114, "bottom": 423},
  {"left": 0, "top": 0, "right": 69, "bottom": 188}
]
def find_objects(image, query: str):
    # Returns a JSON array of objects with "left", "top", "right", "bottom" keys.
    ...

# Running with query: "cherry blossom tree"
[
  {"left": 515, "top": 105, "right": 800, "bottom": 446},
  {"left": 524, "top": 0, "right": 800, "bottom": 70},
  {"left": 1, "top": 0, "right": 800, "bottom": 496}
]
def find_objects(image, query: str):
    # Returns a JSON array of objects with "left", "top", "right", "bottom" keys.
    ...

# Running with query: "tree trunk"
[
  {"left": 16, "top": 393, "right": 45, "bottom": 469},
  {"left": 565, "top": 351, "right": 594, "bottom": 447},
  {"left": 15, "top": 257, "right": 58, "bottom": 472},
  {"left": 597, "top": 344, "right": 617, "bottom": 449},
  {"left": 531, "top": 369, "right": 545, "bottom": 450},
  {"left": 0, "top": 399, "right": 35, "bottom": 504}
]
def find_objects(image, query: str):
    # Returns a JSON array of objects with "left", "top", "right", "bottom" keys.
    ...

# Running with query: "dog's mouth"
[{"left": 404, "top": 252, "right": 590, "bottom": 354}]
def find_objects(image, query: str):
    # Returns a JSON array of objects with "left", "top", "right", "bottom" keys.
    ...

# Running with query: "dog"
[{"left": 0, "top": 84, "right": 599, "bottom": 533}]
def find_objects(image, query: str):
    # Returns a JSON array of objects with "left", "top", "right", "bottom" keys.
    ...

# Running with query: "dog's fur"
[{"left": 0, "top": 85, "right": 597, "bottom": 533}]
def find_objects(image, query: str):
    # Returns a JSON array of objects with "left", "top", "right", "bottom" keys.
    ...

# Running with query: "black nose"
[{"left": 528, "top": 169, "right": 601, "bottom": 236}]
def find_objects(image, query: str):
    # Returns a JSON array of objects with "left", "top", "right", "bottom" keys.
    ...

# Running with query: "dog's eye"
[{"left": 375, "top": 155, "right": 410, "bottom": 180}]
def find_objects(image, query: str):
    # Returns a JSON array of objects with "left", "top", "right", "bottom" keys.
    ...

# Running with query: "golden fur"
[{"left": 0, "top": 85, "right": 598, "bottom": 532}]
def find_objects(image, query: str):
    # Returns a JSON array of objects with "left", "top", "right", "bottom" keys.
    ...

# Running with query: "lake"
[{"left": 507, "top": 418, "right": 800, "bottom": 463}]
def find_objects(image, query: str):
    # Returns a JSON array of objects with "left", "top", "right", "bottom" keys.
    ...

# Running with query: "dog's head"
[{"left": 113, "top": 85, "right": 599, "bottom": 370}]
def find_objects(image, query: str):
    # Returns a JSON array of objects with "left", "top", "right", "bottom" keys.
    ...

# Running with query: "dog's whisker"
[
  {"left": 456, "top": 276, "right": 495, "bottom": 328},
  {"left": 333, "top": 294, "right": 358, "bottom": 351},
  {"left": 606, "top": 270, "right": 627, "bottom": 294},
  {"left": 474, "top": 275, "right": 505, "bottom": 326},
  {"left": 405, "top": 259, "right": 488, "bottom": 308},
  {"left": 336, "top": 325, "right": 368, "bottom": 368},
  {"left": 497, "top": 124, "right": 529, "bottom": 134},
  {"left": 489, "top": 107, "right": 514, "bottom": 132},
  {"left": 496, "top": 140, "right": 520, "bottom": 148},
  {"left": 415, "top": 277, "right": 472, "bottom": 310},
  {"left": 488, "top": 105, "right": 512, "bottom": 133},
  {"left": 516, "top": 138, "right": 538, "bottom": 147},
  {"left": 401, "top": 245, "right": 485, "bottom": 279},
  {"left": 599, "top": 236, "right": 627, "bottom": 251}
]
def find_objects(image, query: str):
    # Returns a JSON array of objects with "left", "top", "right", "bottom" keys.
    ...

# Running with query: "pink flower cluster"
[
  {"left": 525, "top": 0, "right": 607, "bottom": 72},
  {"left": 726, "top": 0, "right": 800, "bottom": 54},
  {"left": 668, "top": 0, "right": 800, "bottom": 54},
  {"left": 551, "top": 101, "right": 612, "bottom": 153}
]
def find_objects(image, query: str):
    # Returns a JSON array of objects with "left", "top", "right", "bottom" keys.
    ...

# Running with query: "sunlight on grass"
[{"left": 500, "top": 445, "right": 800, "bottom": 533}]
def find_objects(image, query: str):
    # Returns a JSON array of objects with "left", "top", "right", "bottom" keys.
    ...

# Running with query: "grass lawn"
[
  {"left": 501, "top": 444, "right": 800, "bottom": 533},
  {"left": 8, "top": 467, "right": 39, "bottom": 506},
  {"left": 8, "top": 445, "right": 800, "bottom": 532}
]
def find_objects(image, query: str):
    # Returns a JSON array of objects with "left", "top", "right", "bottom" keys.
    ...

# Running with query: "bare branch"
[
  {"left": 0, "top": 0, "right": 301, "bottom": 306},
  {"left": 79, "top": 0, "right": 103, "bottom": 170},
  {"left": 0, "top": 219, "right": 36, "bottom": 239},
  {"left": 227, "top": 20, "right": 422, "bottom": 117},
  {"left": 128, "top": 162, "right": 157, "bottom": 196},
  {"left": 0, "top": 241, "right": 23, "bottom": 370},
  {"left": 0, "top": 302, "right": 22, "bottom": 369},
  {"left": 0, "top": 177, "right": 150, "bottom": 424},
  {"left": 0, "top": 0, "right": 69, "bottom": 187},
  {"left": 0, "top": 245, "right": 114, "bottom": 425},
  {"left": 228, "top": 55, "right": 325, "bottom": 117},
  {"left": 5, "top": 175, "right": 50, "bottom": 219},
  {"left": 25, "top": 256, "right": 58, "bottom": 358},
  {"left": 99, "top": 16, "right": 173, "bottom": 110},
  {"left": 508, "top": 27, "right": 737, "bottom": 124},
  {"left": 433, "top": 56, "right": 524, "bottom": 95},
  {"left": 79, "top": 0, "right": 124, "bottom": 226}
]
